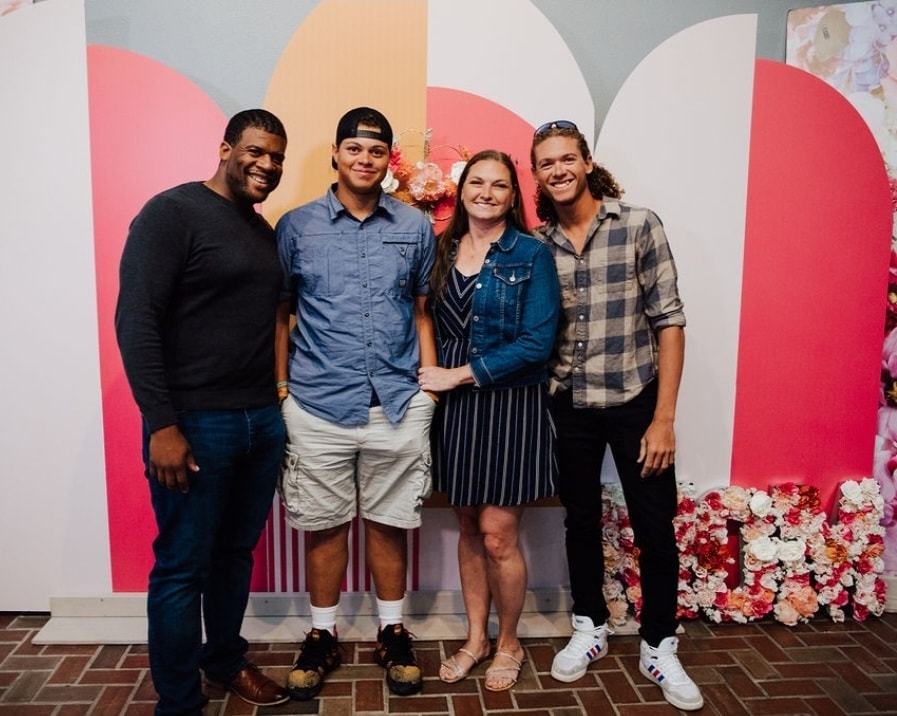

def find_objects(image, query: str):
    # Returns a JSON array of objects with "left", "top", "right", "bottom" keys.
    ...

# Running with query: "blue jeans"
[
  {"left": 551, "top": 382, "right": 679, "bottom": 647},
  {"left": 144, "top": 405, "right": 285, "bottom": 716}
]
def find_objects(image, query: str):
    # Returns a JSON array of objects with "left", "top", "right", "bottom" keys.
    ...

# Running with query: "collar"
[
  {"left": 493, "top": 224, "right": 522, "bottom": 252},
  {"left": 325, "top": 184, "right": 396, "bottom": 220},
  {"left": 541, "top": 195, "right": 621, "bottom": 245},
  {"left": 452, "top": 224, "right": 521, "bottom": 256}
]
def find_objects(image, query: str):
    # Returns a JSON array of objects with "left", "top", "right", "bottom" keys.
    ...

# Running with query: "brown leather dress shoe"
[{"left": 223, "top": 663, "right": 291, "bottom": 706}]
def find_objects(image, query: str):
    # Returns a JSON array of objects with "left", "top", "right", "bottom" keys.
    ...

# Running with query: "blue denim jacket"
[{"left": 437, "top": 225, "right": 560, "bottom": 389}]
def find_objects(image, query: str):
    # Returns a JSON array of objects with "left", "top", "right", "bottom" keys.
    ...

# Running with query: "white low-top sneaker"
[
  {"left": 639, "top": 636, "right": 704, "bottom": 710},
  {"left": 550, "top": 615, "right": 610, "bottom": 682}
]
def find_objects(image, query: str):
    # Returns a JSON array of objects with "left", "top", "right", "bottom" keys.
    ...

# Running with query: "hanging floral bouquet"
[{"left": 381, "top": 129, "right": 470, "bottom": 222}]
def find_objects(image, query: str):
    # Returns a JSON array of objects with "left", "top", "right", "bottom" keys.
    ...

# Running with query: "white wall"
[{"left": 0, "top": 0, "right": 111, "bottom": 610}]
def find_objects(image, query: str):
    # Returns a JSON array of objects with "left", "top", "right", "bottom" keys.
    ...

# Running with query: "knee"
[{"left": 482, "top": 529, "right": 518, "bottom": 562}]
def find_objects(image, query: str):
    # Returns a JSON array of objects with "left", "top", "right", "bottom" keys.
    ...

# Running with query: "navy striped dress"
[{"left": 431, "top": 268, "right": 558, "bottom": 507}]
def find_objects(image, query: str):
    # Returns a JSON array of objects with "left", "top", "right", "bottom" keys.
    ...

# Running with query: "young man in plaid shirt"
[{"left": 530, "top": 121, "right": 702, "bottom": 712}]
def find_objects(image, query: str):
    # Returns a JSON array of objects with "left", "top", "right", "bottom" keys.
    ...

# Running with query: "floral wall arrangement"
[
  {"left": 602, "top": 479, "right": 887, "bottom": 628},
  {"left": 381, "top": 129, "right": 470, "bottom": 222}
]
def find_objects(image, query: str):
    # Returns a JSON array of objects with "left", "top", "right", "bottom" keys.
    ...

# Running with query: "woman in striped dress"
[{"left": 418, "top": 150, "right": 560, "bottom": 691}]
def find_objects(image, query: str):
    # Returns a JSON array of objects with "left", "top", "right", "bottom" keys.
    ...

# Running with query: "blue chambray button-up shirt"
[{"left": 276, "top": 186, "right": 436, "bottom": 426}]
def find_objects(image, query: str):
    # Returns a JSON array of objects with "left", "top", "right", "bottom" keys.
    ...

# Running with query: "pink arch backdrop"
[{"left": 88, "top": 5, "right": 891, "bottom": 596}]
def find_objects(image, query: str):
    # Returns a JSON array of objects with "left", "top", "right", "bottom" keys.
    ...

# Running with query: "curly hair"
[
  {"left": 429, "top": 150, "right": 528, "bottom": 302},
  {"left": 530, "top": 126, "right": 622, "bottom": 224}
]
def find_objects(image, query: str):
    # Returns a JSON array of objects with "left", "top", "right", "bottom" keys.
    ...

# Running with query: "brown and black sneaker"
[
  {"left": 287, "top": 628, "right": 341, "bottom": 700},
  {"left": 373, "top": 623, "right": 422, "bottom": 695}
]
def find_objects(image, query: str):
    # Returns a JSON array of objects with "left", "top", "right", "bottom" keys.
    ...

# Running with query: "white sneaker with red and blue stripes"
[
  {"left": 639, "top": 636, "right": 704, "bottom": 710},
  {"left": 550, "top": 615, "right": 610, "bottom": 682}
]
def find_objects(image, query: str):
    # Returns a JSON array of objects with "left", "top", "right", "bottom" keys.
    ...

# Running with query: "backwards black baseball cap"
[{"left": 334, "top": 106, "right": 393, "bottom": 149}]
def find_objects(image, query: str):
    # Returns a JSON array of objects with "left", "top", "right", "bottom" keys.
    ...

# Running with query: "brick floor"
[{"left": 1, "top": 612, "right": 895, "bottom": 715}]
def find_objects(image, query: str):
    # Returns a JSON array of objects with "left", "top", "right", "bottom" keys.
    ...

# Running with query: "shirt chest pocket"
[
  {"left": 297, "top": 241, "right": 347, "bottom": 297},
  {"left": 491, "top": 262, "right": 532, "bottom": 336},
  {"left": 379, "top": 235, "right": 419, "bottom": 298}
]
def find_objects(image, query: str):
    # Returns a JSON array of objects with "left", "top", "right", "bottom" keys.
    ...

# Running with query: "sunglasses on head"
[{"left": 534, "top": 120, "right": 578, "bottom": 136}]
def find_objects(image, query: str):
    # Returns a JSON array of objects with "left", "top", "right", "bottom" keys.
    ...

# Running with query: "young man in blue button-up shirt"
[{"left": 274, "top": 107, "right": 438, "bottom": 700}]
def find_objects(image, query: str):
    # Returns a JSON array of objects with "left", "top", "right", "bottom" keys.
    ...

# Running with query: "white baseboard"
[{"left": 34, "top": 590, "right": 635, "bottom": 645}]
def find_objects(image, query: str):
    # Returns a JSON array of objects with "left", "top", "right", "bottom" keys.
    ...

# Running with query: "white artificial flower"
[
  {"left": 749, "top": 490, "right": 772, "bottom": 517},
  {"left": 777, "top": 539, "right": 806, "bottom": 563},
  {"left": 381, "top": 169, "right": 399, "bottom": 194},
  {"left": 748, "top": 536, "right": 778, "bottom": 563},
  {"left": 841, "top": 480, "right": 863, "bottom": 503},
  {"left": 449, "top": 160, "right": 467, "bottom": 185}
]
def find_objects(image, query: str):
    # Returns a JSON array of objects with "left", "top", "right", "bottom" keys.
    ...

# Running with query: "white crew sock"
[
  {"left": 377, "top": 597, "right": 404, "bottom": 629},
  {"left": 310, "top": 604, "right": 338, "bottom": 634}
]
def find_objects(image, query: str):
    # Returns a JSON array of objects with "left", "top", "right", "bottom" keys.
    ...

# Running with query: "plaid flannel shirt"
[{"left": 536, "top": 197, "right": 685, "bottom": 408}]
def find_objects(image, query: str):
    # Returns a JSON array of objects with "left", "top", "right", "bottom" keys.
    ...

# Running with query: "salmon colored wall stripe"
[
  {"left": 88, "top": 45, "right": 233, "bottom": 591},
  {"left": 262, "top": 0, "right": 428, "bottom": 226},
  {"left": 732, "top": 60, "right": 891, "bottom": 508}
]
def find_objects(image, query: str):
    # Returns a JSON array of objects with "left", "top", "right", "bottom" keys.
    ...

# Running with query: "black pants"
[{"left": 551, "top": 382, "right": 679, "bottom": 646}]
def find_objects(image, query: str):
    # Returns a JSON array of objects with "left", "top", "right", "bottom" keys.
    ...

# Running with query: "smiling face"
[
  {"left": 332, "top": 124, "right": 390, "bottom": 198},
  {"left": 219, "top": 127, "right": 286, "bottom": 207},
  {"left": 531, "top": 134, "right": 594, "bottom": 209},
  {"left": 460, "top": 157, "right": 516, "bottom": 226}
]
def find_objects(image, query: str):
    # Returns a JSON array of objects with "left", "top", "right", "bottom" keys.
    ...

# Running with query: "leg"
[
  {"left": 456, "top": 506, "right": 493, "bottom": 655},
  {"left": 607, "top": 384, "right": 702, "bottom": 710},
  {"left": 364, "top": 519, "right": 408, "bottom": 601},
  {"left": 606, "top": 384, "right": 679, "bottom": 645},
  {"left": 480, "top": 505, "right": 527, "bottom": 691},
  {"left": 479, "top": 505, "right": 526, "bottom": 656},
  {"left": 278, "top": 397, "right": 358, "bottom": 700},
  {"left": 306, "top": 523, "right": 352, "bottom": 607},
  {"left": 549, "top": 392, "right": 613, "bottom": 683},
  {"left": 358, "top": 394, "right": 435, "bottom": 696},
  {"left": 551, "top": 390, "right": 609, "bottom": 623},
  {"left": 201, "top": 405, "right": 285, "bottom": 680},
  {"left": 439, "top": 505, "right": 492, "bottom": 683},
  {"left": 145, "top": 410, "right": 245, "bottom": 716}
]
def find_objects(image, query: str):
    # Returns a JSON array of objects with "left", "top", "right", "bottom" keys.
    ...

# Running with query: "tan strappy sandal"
[{"left": 484, "top": 649, "right": 525, "bottom": 692}]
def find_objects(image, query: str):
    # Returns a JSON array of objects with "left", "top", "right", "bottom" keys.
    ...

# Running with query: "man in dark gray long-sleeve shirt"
[{"left": 115, "top": 109, "right": 291, "bottom": 715}]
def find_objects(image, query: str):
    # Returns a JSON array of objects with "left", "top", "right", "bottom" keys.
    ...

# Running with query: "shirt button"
[
  {"left": 484, "top": 259, "right": 490, "bottom": 264},
  {"left": 361, "top": 252, "right": 366, "bottom": 258},
  {"left": 578, "top": 287, "right": 584, "bottom": 292},
  {"left": 473, "top": 316, "right": 479, "bottom": 322},
  {"left": 362, "top": 282, "right": 367, "bottom": 288},
  {"left": 579, "top": 314, "right": 585, "bottom": 320},
  {"left": 364, "top": 312, "right": 370, "bottom": 317},
  {"left": 577, "top": 342, "right": 583, "bottom": 347},
  {"left": 472, "top": 348, "right": 478, "bottom": 354},
  {"left": 475, "top": 283, "right": 482, "bottom": 289}
]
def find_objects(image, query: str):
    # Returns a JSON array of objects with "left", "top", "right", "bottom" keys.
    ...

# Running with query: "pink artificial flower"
[{"left": 408, "top": 162, "right": 446, "bottom": 204}]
